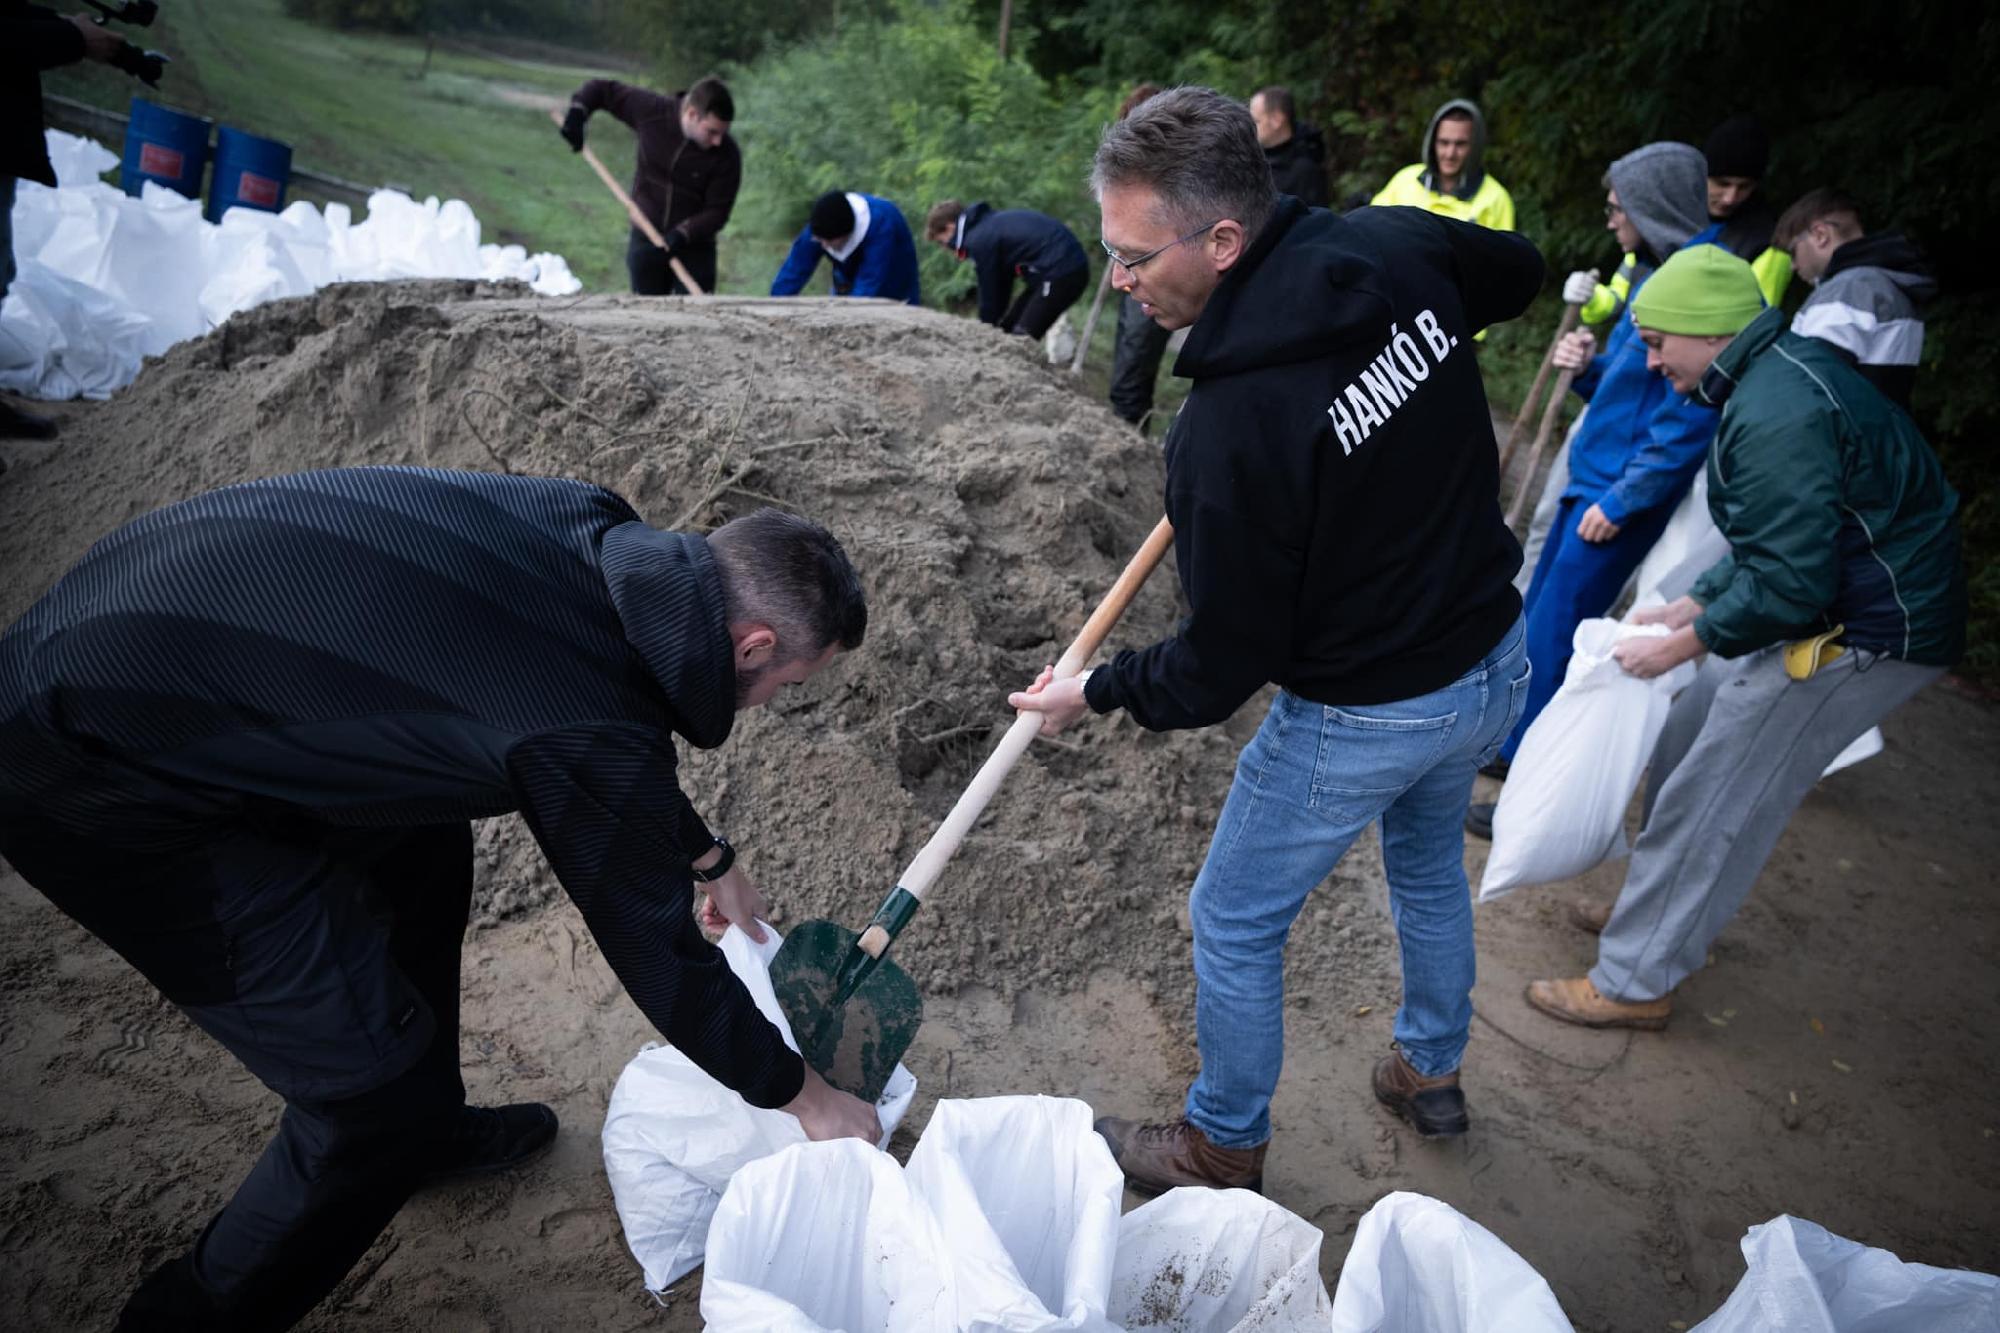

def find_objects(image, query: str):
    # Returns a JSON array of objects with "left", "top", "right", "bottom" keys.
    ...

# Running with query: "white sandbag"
[
  {"left": 1478, "top": 620, "right": 1697, "bottom": 900},
  {"left": 1044, "top": 314, "right": 1078, "bottom": 366},
  {"left": 1110, "top": 1187, "right": 1333, "bottom": 1332},
  {"left": 600, "top": 924, "right": 916, "bottom": 1296},
  {"left": 0, "top": 259, "right": 151, "bottom": 400},
  {"left": 904, "top": 1096, "right": 1124, "bottom": 1329},
  {"left": 1630, "top": 467, "right": 1730, "bottom": 609},
  {"left": 701, "top": 1138, "right": 959, "bottom": 1332},
  {"left": 46, "top": 128, "right": 119, "bottom": 187},
  {"left": 1691, "top": 1215, "right": 1999, "bottom": 1332},
  {"left": 1328, "top": 1192, "right": 1570, "bottom": 1333}
]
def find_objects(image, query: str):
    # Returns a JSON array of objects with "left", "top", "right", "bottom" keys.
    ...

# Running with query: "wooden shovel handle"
[
  {"left": 1496, "top": 282, "right": 1591, "bottom": 477},
  {"left": 894, "top": 516, "right": 1175, "bottom": 905},
  {"left": 550, "top": 108, "right": 707, "bottom": 296}
]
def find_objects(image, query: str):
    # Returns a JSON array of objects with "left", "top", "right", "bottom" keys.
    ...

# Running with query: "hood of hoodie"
[
  {"left": 1421, "top": 99, "right": 1487, "bottom": 201},
  {"left": 1824, "top": 230, "right": 1939, "bottom": 304},
  {"left": 598, "top": 524, "right": 736, "bottom": 750},
  {"left": 1174, "top": 197, "right": 1395, "bottom": 378},
  {"left": 951, "top": 201, "right": 993, "bottom": 255},
  {"left": 1608, "top": 142, "right": 1710, "bottom": 265}
]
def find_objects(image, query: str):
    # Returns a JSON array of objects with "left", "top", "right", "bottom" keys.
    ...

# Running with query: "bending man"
[{"left": 0, "top": 468, "right": 882, "bottom": 1329}]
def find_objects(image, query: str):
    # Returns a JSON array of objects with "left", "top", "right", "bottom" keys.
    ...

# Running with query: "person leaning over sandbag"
[
  {"left": 1011, "top": 86, "right": 1543, "bottom": 1184},
  {"left": 1466, "top": 142, "right": 1725, "bottom": 824},
  {"left": 769, "top": 188, "right": 922, "bottom": 305},
  {"left": 0, "top": 470, "right": 883, "bottom": 1329},
  {"left": 1525, "top": 246, "right": 1964, "bottom": 1031},
  {"left": 559, "top": 74, "right": 738, "bottom": 296},
  {"left": 926, "top": 197, "right": 1090, "bottom": 339}
]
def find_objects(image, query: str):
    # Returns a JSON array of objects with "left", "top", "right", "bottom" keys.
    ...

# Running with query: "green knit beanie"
[{"left": 1629, "top": 245, "right": 1765, "bottom": 335}]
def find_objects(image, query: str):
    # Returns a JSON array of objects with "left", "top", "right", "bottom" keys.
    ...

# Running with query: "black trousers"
[
  {"left": 999, "top": 266, "right": 1090, "bottom": 339},
  {"left": 1107, "top": 292, "right": 1171, "bottom": 424},
  {"left": 626, "top": 226, "right": 717, "bottom": 295},
  {"left": 5, "top": 817, "right": 474, "bottom": 1331}
]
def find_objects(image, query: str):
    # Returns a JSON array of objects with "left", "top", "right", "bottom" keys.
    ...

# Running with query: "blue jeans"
[
  {"left": 1184, "top": 617, "right": 1530, "bottom": 1148},
  {"left": 1500, "top": 494, "right": 1674, "bottom": 762}
]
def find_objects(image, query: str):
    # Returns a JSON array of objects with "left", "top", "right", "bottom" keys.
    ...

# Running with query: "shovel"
[
  {"left": 549, "top": 107, "right": 707, "bottom": 295},
  {"left": 770, "top": 516, "right": 1176, "bottom": 1101}
]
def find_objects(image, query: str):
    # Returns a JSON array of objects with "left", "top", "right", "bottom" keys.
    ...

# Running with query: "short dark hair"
[
  {"left": 686, "top": 76, "right": 734, "bottom": 123},
  {"left": 1251, "top": 85, "right": 1295, "bottom": 126},
  {"left": 1774, "top": 187, "right": 1864, "bottom": 250},
  {"left": 707, "top": 509, "right": 866, "bottom": 660},
  {"left": 809, "top": 190, "right": 855, "bottom": 239},
  {"left": 1091, "top": 86, "right": 1277, "bottom": 240},
  {"left": 925, "top": 199, "right": 965, "bottom": 241}
]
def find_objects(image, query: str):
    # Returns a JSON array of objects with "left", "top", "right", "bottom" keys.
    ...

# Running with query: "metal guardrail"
[{"left": 42, "top": 93, "right": 379, "bottom": 211}]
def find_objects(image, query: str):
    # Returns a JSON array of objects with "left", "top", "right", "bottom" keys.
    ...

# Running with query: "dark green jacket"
[{"left": 1688, "top": 307, "right": 1964, "bottom": 664}]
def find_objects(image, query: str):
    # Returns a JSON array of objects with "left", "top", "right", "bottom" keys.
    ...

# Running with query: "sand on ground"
[{"left": 1, "top": 284, "right": 1995, "bottom": 1331}]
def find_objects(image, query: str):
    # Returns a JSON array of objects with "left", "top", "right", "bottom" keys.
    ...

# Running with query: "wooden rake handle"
[
  {"left": 1496, "top": 281, "right": 1592, "bottom": 477},
  {"left": 884, "top": 516, "right": 1175, "bottom": 916},
  {"left": 550, "top": 108, "right": 707, "bottom": 296}
]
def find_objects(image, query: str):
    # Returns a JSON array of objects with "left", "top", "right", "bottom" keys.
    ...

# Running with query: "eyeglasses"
[
  {"left": 1100, "top": 220, "right": 1220, "bottom": 276},
  {"left": 1604, "top": 202, "right": 1626, "bottom": 219}
]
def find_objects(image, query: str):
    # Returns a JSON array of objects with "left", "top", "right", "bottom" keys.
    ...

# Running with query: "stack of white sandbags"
[{"left": 1, "top": 129, "right": 581, "bottom": 401}]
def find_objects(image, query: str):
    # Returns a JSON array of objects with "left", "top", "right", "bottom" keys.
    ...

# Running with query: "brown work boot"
[
  {"left": 1568, "top": 899, "right": 1613, "bottom": 934},
  {"left": 1525, "top": 976, "right": 1671, "bottom": 1030},
  {"left": 1093, "top": 1116, "right": 1265, "bottom": 1195},
  {"left": 1371, "top": 1046, "right": 1469, "bottom": 1138}
]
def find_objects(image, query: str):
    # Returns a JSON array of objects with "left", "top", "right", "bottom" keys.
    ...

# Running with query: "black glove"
[
  {"left": 559, "top": 105, "right": 588, "bottom": 152},
  {"left": 663, "top": 229, "right": 689, "bottom": 258}
]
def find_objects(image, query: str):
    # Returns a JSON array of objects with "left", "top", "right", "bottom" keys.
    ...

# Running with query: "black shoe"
[
  {"left": 422, "top": 1102, "right": 558, "bottom": 1183},
  {"left": 1465, "top": 802, "right": 1495, "bottom": 839},
  {"left": 1478, "top": 755, "right": 1510, "bottom": 781},
  {"left": 0, "top": 398, "right": 59, "bottom": 440},
  {"left": 1372, "top": 1047, "right": 1470, "bottom": 1138}
]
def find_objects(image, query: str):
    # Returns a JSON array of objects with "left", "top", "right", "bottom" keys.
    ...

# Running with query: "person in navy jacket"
[
  {"left": 770, "top": 190, "right": 921, "bottom": 305},
  {"left": 925, "top": 199, "right": 1090, "bottom": 338}
]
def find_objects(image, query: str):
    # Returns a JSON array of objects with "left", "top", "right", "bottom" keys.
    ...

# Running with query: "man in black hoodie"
[
  {"left": 926, "top": 198, "right": 1091, "bottom": 339},
  {"left": 1249, "top": 85, "right": 1329, "bottom": 208},
  {"left": 1, "top": 470, "right": 882, "bottom": 1328},
  {"left": 1011, "top": 87, "right": 1542, "bottom": 1189}
]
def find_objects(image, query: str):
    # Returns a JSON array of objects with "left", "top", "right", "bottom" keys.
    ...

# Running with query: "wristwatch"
[{"left": 689, "top": 835, "right": 735, "bottom": 883}]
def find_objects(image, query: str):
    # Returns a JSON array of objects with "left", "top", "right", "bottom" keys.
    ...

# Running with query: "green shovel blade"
[{"left": 770, "top": 919, "right": 924, "bottom": 1103}]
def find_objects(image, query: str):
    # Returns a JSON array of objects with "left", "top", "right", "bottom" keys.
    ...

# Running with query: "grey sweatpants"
[{"left": 1591, "top": 644, "right": 1942, "bottom": 1002}]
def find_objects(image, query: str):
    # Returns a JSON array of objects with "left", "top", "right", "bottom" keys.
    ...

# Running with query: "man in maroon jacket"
[{"left": 560, "top": 74, "right": 740, "bottom": 295}]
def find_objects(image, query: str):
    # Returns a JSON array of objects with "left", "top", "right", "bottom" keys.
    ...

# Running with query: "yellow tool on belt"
[{"left": 1784, "top": 625, "right": 1846, "bottom": 680}]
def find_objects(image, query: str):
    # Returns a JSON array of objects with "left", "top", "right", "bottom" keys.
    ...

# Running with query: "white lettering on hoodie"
[{"left": 1326, "top": 311, "right": 1460, "bottom": 455}]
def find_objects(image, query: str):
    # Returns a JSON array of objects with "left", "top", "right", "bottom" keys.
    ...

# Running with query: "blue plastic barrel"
[
  {"left": 206, "top": 125, "right": 293, "bottom": 222},
  {"left": 121, "top": 97, "right": 210, "bottom": 200}
]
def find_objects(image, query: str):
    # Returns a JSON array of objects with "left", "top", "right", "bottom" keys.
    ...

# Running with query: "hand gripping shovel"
[{"left": 770, "top": 516, "right": 1176, "bottom": 1100}]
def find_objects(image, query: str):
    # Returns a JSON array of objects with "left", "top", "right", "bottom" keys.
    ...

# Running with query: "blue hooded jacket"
[{"left": 770, "top": 192, "right": 921, "bottom": 305}]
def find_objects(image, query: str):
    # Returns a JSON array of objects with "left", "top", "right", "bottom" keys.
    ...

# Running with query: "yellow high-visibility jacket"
[{"left": 1371, "top": 164, "right": 1516, "bottom": 232}]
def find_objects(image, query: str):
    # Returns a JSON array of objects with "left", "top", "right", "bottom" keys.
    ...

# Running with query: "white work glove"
[{"left": 1562, "top": 270, "right": 1599, "bottom": 306}]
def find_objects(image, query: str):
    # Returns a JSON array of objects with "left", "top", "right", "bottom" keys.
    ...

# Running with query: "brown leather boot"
[
  {"left": 1525, "top": 976, "right": 1671, "bottom": 1029},
  {"left": 1093, "top": 1116, "right": 1265, "bottom": 1195},
  {"left": 1371, "top": 1047, "right": 1469, "bottom": 1138},
  {"left": 1568, "top": 899, "right": 1613, "bottom": 934}
]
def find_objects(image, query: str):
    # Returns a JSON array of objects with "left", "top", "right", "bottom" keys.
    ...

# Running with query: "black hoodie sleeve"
[
  {"left": 1085, "top": 389, "right": 1315, "bottom": 730},
  {"left": 1435, "top": 215, "right": 1545, "bottom": 330},
  {"left": 506, "top": 723, "right": 805, "bottom": 1110},
  {"left": 968, "top": 233, "right": 1012, "bottom": 325}
]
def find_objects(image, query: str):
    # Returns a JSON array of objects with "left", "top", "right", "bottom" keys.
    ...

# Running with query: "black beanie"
[
  {"left": 1703, "top": 114, "right": 1768, "bottom": 179},
  {"left": 809, "top": 190, "right": 855, "bottom": 239}
]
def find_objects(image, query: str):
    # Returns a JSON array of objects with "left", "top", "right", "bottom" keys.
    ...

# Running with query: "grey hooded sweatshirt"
[
  {"left": 1421, "top": 97, "right": 1490, "bottom": 199},
  {"left": 1607, "top": 141, "right": 1714, "bottom": 268}
]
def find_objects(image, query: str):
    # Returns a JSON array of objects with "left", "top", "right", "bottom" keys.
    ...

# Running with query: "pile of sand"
[{"left": 0, "top": 280, "right": 1395, "bottom": 1003}]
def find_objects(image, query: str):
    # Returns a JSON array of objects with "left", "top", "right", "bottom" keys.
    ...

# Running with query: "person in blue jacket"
[
  {"left": 925, "top": 198, "right": 1090, "bottom": 338},
  {"left": 769, "top": 190, "right": 921, "bottom": 305},
  {"left": 1469, "top": 142, "right": 1738, "bottom": 835}
]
